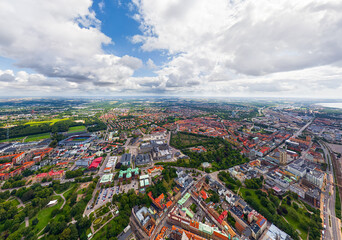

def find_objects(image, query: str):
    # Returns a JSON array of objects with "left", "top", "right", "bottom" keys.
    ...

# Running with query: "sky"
[{"left": 0, "top": 0, "right": 342, "bottom": 98}]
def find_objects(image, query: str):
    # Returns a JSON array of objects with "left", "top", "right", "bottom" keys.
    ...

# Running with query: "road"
[
  {"left": 96, "top": 154, "right": 110, "bottom": 177},
  {"left": 263, "top": 118, "right": 314, "bottom": 160},
  {"left": 84, "top": 155, "right": 111, "bottom": 217},
  {"left": 320, "top": 141, "right": 341, "bottom": 240},
  {"left": 293, "top": 119, "right": 313, "bottom": 138}
]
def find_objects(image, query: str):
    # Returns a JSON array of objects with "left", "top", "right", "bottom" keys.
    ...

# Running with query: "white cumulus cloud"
[
  {"left": 0, "top": 0, "right": 142, "bottom": 94},
  {"left": 131, "top": 0, "right": 342, "bottom": 98}
]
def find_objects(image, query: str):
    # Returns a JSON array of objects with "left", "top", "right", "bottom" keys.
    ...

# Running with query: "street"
[{"left": 320, "top": 141, "right": 342, "bottom": 240}]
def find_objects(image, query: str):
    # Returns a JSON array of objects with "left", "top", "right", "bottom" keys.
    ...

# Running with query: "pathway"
[
  {"left": 92, "top": 212, "right": 116, "bottom": 236},
  {"left": 53, "top": 190, "right": 66, "bottom": 210},
  {"left": 281, "top": 216, "right": 302, "bottom": 236},
  {"left": 15, "top": 196, "right": 25, "bottom": 208}
]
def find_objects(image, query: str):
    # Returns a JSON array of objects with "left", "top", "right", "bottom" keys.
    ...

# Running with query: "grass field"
[
  {"left": 281, "top": 200, "right": 310, "bottom": 240},
  {"left": 239, "top": 188, "right": 260, "bottom": 203},
  {"left": 24, "top": 133, "right": 51, "bottom": 142},
  {"left": 9, "top": 198, "right": 20, "bottom": 207},
  {"left": 68, "top": 125, "right": 86, "bottom": 133},
  {"left": 60, "top": 183, "right": 77, "bottom": 196},
  {"left": 32, "top": 195, "right": 63, "bottom": 233},
  {"left": 0, "top": 132, "right": 51, "bottom": 143},
  {"left": 239, "top": 188, "right": 317, "bottom": 240},
  {"left": 0, "top": 136, "right": 25, "bottom": 143},
  {"left": 24, "top": 118, "right": 69, "bottom": 126},
  {"left": 170, "top": 132, "right": 216, "bottom": 149}
]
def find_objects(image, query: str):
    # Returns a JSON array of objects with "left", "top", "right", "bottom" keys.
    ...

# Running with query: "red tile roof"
[{"left": 88, "top": 157, "right": 102, "bottom": 169}]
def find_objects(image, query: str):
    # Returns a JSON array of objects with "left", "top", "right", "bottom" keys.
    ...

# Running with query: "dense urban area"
[{"left": 0, "top": 97, "right": 341, "bottom": 240}]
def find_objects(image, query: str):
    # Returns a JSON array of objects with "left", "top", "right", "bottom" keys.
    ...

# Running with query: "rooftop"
[{"left": 100, "top": 173, "right": 113, "bottom": 183}]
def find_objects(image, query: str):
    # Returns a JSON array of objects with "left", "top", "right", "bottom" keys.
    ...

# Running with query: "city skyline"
[{"left": 0, "top": 0, "right": 342, "bottom": 98}]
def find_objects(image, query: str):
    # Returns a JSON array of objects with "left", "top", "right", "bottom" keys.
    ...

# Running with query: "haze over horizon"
[{"left": 0, "top": 0, "right": 342, "bottom": 98}]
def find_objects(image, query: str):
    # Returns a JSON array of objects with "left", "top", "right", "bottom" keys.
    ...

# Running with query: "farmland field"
[{"left": 24, "top": 118, "right": 69, "bottom": 126}]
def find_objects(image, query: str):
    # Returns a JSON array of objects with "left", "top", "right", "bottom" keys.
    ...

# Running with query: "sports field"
[{"left": 67, "top": 125, "right": 86, "bottom": 133}]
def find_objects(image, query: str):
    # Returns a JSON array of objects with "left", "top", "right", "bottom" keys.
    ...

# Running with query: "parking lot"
[
  {"left": 114, "top": 179, "right": 139, "bottom": 194},
  {"left": 94, "top": 187, "right": 116, "bottom": 207},
  {"left": 91, "top": 179, "right": 140, "bottom": 209}
]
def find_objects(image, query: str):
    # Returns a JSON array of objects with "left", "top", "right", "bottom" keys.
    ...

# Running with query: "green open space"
[
  {"left": 218, "top": 171, "right": 242, "bottom": 192},
  {"left": 24, "top": 133, "right": 51, "bottom": 142},
  {"left": 280, "top": 200, "right": 310, "bottom": 240},
  {"left": 31, "top": 195, "right": 64, "bottom": 233},
  {"left": 0, "top": 136, "right": 25, "bottom": 143},
  {"left": 67, "top": 125, "right": 86, "bottom": 133},
  {"left": 91, "top": 213, "right": 128, "bottom": 240},
  {"left": 0, "top": 132, "right": 50, "bottom": 143},
  {"left": 72, "top": 137, "right": 88, "bottom": 141},
  {"left": 9, "top": 198, "right": 20, "bottom": 208},
  {"left": 239, "top": 187, "right": 322, "bottom": 240},
  {"left": 170, "top": 132, "right": 215, "bottom": 149},
  {"left": 24, "top": 118, "right": 69, "bottom": 126},
  {"left": 161, "top": 132, "right": 248, "bottom": 171}
]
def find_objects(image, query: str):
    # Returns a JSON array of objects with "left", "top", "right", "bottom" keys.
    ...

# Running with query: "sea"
[{"left": 317, "top": 103, "right": 342, "bottom": 109}]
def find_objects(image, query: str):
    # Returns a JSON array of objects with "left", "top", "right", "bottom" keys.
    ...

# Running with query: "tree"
[
  {"left": 60, "top": 228, "right": 72, "bottom": 240},
  {"left": 32, "top": 218, "right": 39, "bottom": 226},
  {"left": 209, "top": 191, "right": 220, "bottom": 203},
  {"left": 65, "top": 169, "right": 83, "bottom": 179},
  {"left": 281, "top": 206, "right": 288, "bottom": 215},
  {"left": 245, "top": 178, "right": 262, "bottom": 189},
  {"left": 293, "top": 202, "right": 299, "bottom": 210},
  {"left": 77, "top": 217, "right": 91, "bottom": 232}
]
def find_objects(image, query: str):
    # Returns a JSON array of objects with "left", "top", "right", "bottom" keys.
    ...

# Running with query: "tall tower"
[{"left": 280, "top": 151, "right": 287, "bottom": 165}]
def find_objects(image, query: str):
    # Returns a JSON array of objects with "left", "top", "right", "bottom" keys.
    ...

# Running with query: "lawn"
[
  {"left": 32, "top": 195, "right": 64, "bottom": 233},
  {"left": 281, "top": 200, "right": 309, "bottom": 240},
  {"left": 92, "top": 215, "right": 127, "bottom": 240},
  {"left": 239, "top": 187, "right": 321, "bottom": 240},
  {"left": 9, "top": 198, "right": 20, "bottom": 207},
  {"left": 0, "top": 133, "right": 50, "bottom": 143},
  {"left": 170, "top": 132, "right": 214, "bottom": 149},
  {"left": 0, "top": 136, "right": 25, "bottom": 143},
  {"left": 68, "top": 125, "right": 86, "bottom": 133},
  {"left": 86, "top": 228, "right": 92, "bottom": 236},
  {"left": 239, "top": 188, "right": 299, "bottom": 239},
  {"left": 239, "top": 188, "right": 259, "bottom": 203},
  {"left": 61, "top": 184, "right": 77, "bottom": 197},
  {"left": 24, "top": 133, "right": 51, "bottom": 142},
  {"left": 24, "top": 118, "right": 69, "bottom": 126}
]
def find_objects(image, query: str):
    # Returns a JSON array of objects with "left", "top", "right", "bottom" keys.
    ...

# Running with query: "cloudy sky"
[{"left": 0, "top": 0, "right": 341, "bottom": 98}]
